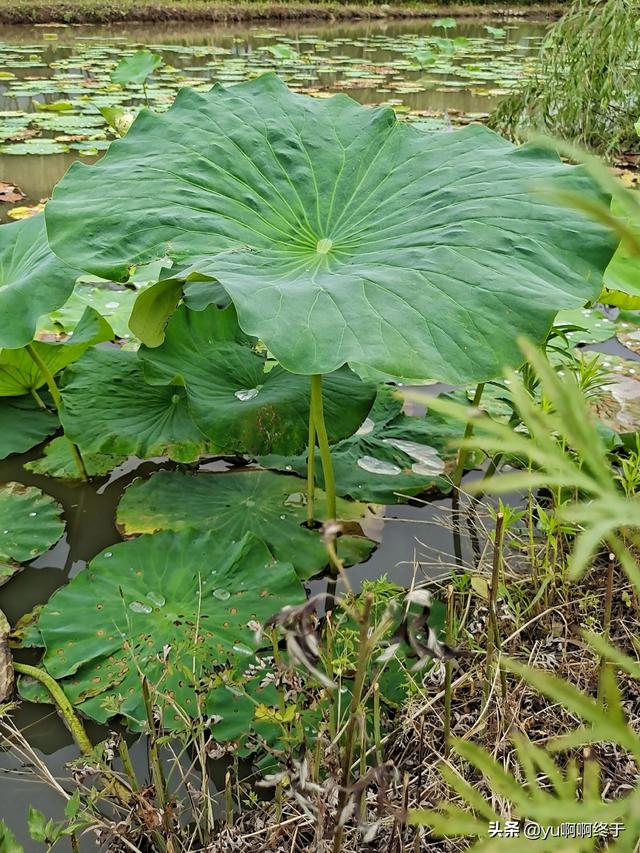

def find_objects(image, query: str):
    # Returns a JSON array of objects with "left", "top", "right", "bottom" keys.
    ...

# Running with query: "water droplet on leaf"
[
  {"left": 355, "top": 417, "right": 375, "bottom": 436},
  {"left": 213, "top": 588, "right": 231, "bottom": 600},
  {"left": 357, "top": 456, "right": 401, "bottom": 476},
  {"left": 235, "top": 388, "right": 259, "bottom": 401},
  {"left": 129, "top": 601, "right": 152, "bottom": 614}
]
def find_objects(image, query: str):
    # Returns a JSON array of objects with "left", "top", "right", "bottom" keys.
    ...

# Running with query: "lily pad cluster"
[{"left": 0, "top": 21, "right": 542, "bottom": 165}]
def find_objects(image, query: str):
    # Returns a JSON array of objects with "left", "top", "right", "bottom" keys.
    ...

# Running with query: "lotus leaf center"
[{"left": 316, "top": 238, "right": 333, "bottom": 256}]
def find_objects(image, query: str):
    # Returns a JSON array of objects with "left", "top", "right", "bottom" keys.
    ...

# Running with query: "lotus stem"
[
  {"left": 307, "top": 394, "right": 316, "bottom": 526},
  {"left": 25, "top": 343, "right": 89, "bottom": 482},
  {"left": 310, "top": 374, "right": 337, "bottom": 521},
  {"left": 29, "top": 386, "right": 47, "bottom": 410},
  {"left": 13, "top": 662, "right": 93, "bottom": 755}
]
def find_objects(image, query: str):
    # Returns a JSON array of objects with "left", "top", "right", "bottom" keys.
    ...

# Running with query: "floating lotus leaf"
[
  {"left": 18, "top": 530, "right": 306, "bottom": 729},
  {"left": 0, "top": 307, "right": 113, "bottom": 397},
  {"left": 0, "top": 396, "right": 58, "bottom": 460},
  {"left": 0, "top": 482, "right": 65, "bottom": 566},
  {"left": 24, "top": 437, "right": 126, "bottom": 480},
  {"left": 46, "top": 74, "right": 615, "bottom": 382},
  {"left": 140, "top": 304, "right": 376, "bottom": 455},
  {"left": 60, "top": 348, "right": 213, "bottom": 463},
  {"left": 553, "top": 307, "right": 616, "bottom": 345},
  {"left": 117, "top": 469, "right": 374, "bottom": 579},
  {"left": 261, "top": 386, "right": 461, "bottom": 503},
  {"left": 0, "top": 213, "right": 79, "bottom": 350}
]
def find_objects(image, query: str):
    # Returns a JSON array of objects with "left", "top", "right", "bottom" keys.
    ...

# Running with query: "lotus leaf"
[
  {"left": 46, "top": 75, "right": 615, "bottom": 383},
  {"left": 0, "top": 396, "right": 58, "bottom": 460},
  {"left": 116, "top": 469, "right": 374, "bottom": 579},
  {"left": 24, "top": 437, "right": 127, "bottom": 480},
  {"left": 0, "top": 214, "right": 79, "bottom": 350},
  {"left": 18, "top": 530, "right": 306, "bottom": 729},
  {"left": 44, "top": 282, "right": 140, "bottom": 340},
  {"left": 111, "top": 50, "right": 162, "bottom": 86},
  {"left": 0, "top": 482, "right": 65, "bottom": 565},
  {"left": 261, "top": 386, "right": 460, "bottom": 503},
  {"left": 140, "top": 304, "right": 376, "bottom": 455},
  {"left": 0, "top": 307, "right": 113, "bottom": 397},
  {"left": 59, "top": 348, "right": 213, "bottom": 463}
]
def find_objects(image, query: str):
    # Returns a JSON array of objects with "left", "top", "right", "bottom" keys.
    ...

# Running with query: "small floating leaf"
[
  {"left": 20, "top": 530, "right": 305, "bottom": 729},
  {"left": 117, "top": 469, "right": 374, "bottom": 579},
  {"left": 0, "top": 482, "right": 65, "bottom": 565}
]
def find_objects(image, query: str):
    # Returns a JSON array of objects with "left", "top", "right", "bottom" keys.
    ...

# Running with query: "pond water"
[
  {"left": 0, "top": 14, "right": 551, "bottom": 848},
  {"left": 0, "top": 16, "right": 545, "bottom": 214}
]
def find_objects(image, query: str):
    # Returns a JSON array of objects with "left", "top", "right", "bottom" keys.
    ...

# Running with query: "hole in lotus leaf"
[{"left": 357, "top": 456, "right": 402, "bottom": 476}]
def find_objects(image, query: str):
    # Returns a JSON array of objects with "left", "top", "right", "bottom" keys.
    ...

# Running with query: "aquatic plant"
[
  {"left": 490, "top": 0, "right": 640, "bottom": 157},
  {"left": 44, "top": 74, "right": 616, "bottom": 516}
]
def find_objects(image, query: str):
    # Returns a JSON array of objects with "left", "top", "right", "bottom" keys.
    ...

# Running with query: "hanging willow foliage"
[{"left": 489, "top": 0, "right": 640, "bottom": 158}]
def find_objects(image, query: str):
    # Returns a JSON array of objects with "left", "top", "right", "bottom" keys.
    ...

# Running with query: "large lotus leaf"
[
  {"left": 116, "top": 469, "right": 374, "bottom": 579},
  {"left": 18, "top": 530, "right": 306, "bottom": 729},
  {"left": 0, "top": 396, "right": 58, "bottom": 460},
  {"left": 0, "top": 307, "right": 113, "bottom": 397},
  {"left": 0, "top": 213, "right": 79, "bottom": 350},
  {"left": 24, "top": 436, "right": 127, "bottom": 480},
  {"left": 0, "top": 482, "right": 65, "bottom": 566},
  {"left": 261, "top": 386, "right": 461, "bottom": 503},
  {"left": 140, "top": 304, "right": 376, "bottom": 455},
  {"left": 60, "top": 348, "right": 213, "bottom": 463},
  {"left": 46, "top": 75, "right": 616, "bottom": 383}
]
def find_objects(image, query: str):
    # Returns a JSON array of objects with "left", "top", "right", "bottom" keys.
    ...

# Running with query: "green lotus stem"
[
  {"left": 310, "top": 374, "right": 336, "bottom": 520},
  {"left": 452, "top": 381, "right": 485, "bottom": 488},
  {"left": 25, "top": 343, "right": 89, "bottom": 482},
  {"left": 307, "top": 394, "right": 316, "bottom": 526},
  {"left": 29, "top": 386, "right": 46, "bottom": 410},
  {"left": 13, "top": 662, "right": 93, "bottom": 753}
]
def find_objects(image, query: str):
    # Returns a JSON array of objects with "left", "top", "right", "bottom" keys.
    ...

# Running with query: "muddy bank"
[{"left": 0, "top": 1, "right": 563, "bottom": 25}]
